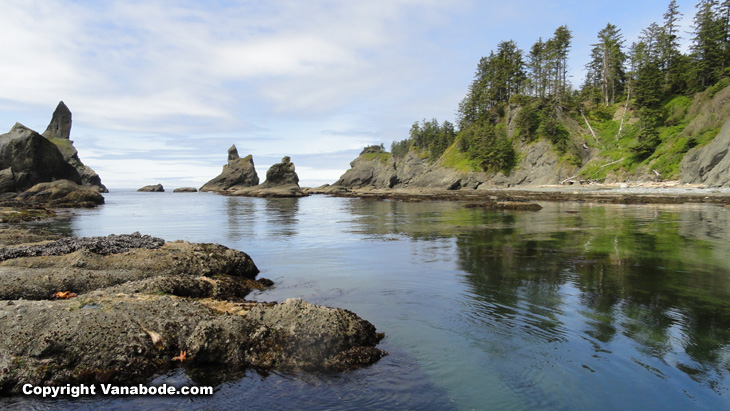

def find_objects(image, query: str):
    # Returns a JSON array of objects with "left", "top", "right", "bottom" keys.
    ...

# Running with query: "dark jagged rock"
[
  {"left": 0, "top": 123, "right": 81, "bottom": 192},
  {"left": 0, "top": 228, "right": 386, "bottom": 393},
  {"left": 138, "top": 183, "right": 164, "bottom": 192},
  {"left": 173, "top": 187, "right": 197, "bottom": 193},
  {"left": 200, "top": 145, "right": 259, "bottom": 192},
  {"left": 40, "top": 102, "right": 108, "bottom": 193},
  {"left": 0, "top": 232, "right": 164, "bottom": 261}
]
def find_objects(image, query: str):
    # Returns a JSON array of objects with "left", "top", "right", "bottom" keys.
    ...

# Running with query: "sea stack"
[
  {"left": 200, "top": 145, "right": 259, "bottom": 192},
  {"left": 40, "top": 101, "right": 108, "bottom": 193}
]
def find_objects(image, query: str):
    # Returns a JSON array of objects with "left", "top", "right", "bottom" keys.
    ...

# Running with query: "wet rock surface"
[
  {"left": 0, "top": 232, "right": 164, "bottom": 261},
  {"left": 0, "top": 227, "right": 386, "bottom": 393}
]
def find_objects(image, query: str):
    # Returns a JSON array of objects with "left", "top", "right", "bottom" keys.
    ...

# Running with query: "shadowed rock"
[
  {"left": 263, "top": 156, "right": 299, "bottom": 186},
  {"left": 41, "top": 101, "right": 72, "bottom": 140},
  {"left": 0, "top": 123, "right": 81, "bottom": 192}
]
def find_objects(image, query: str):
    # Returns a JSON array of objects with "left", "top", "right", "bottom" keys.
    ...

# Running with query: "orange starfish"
[
  {"left": 172, "top": 350, "right": 188, "bottom": 362},
  {"left": 53, "top": 291, "right": 78, "bottom": 299}
]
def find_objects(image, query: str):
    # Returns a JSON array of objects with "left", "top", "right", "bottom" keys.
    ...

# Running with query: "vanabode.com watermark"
[{"left": 23, "top": 383, "right": 213, "bottom": 397}]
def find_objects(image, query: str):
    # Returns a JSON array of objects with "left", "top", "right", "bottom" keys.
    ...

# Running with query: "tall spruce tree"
[
  {"left": 691, "top": 0, "right": 724, "bottom": 89},
  {"left": 587, "top": 23, "right": 627, "bottom": 106}
]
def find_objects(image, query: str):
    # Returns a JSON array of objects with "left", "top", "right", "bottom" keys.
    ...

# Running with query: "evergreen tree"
[
  {"left": 691, "top": 0, "right": 724, "bottom": 89},
  {"left": 458, "top": 40, "right": 526, "bottom": 128},
  {"left": 586, "top": 23, "right": 627, "bottom": 106},
  {"left": 660, "top": 0, "right": 683, "bottom": 91}
]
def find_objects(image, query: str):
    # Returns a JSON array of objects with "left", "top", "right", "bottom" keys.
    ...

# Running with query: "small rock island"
[{"left": 200, "top": 146, "right": 306, "bottom": 197}]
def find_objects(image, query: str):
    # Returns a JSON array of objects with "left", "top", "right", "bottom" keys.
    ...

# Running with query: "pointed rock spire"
[{"left": 42, "top": 101, "right": 72, "bottom": 140}]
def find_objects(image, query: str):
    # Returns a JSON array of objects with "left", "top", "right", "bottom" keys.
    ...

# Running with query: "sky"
[{"left": 0, "top": 0, "right": 697, "bottom": 189}]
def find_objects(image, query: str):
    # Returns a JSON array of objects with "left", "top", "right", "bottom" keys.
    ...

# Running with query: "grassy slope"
[
  {"left": 396, "top": 80, "right": 730, "bottom": 183},
  {"left": 578, "top": 81, "right": 730, "bottom": 181}
]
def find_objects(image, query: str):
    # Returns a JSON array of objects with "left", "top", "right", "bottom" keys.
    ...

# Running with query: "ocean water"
[{"left": 5, "top": 191, "right": 730, "bottom": 410}]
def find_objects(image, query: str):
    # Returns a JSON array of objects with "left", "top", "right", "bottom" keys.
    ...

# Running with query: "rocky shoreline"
[
  {"left": 307, "top": 182, "right": 730, "bottom": 206},
  {"left": 0, "top": 226, "right": 386, "bottom": 394}
]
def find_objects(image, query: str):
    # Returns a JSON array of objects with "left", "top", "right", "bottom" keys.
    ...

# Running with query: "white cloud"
[{"left": 1, "top": 0, "right": 684, "bottom": 189}]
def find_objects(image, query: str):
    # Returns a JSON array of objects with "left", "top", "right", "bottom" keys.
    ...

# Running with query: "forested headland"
[{"left": 387, "top": 0, "right": 730, "bottom": 183}]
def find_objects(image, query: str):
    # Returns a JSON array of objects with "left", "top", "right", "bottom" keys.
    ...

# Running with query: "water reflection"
[
  {"left": 347, "top": 201, "right": 730, "bottom": 393},
  {"left": 224, "top": 197, "right": 257, "bottom": 241},
  {"left": 262, "top": 198, "right": 299, "bottom": 238}
]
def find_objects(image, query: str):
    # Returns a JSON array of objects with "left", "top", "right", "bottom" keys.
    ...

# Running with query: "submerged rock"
[
  {"left": 0, "top": 229, "right": 386, "bottom": 393},
  {"left": 137, "top": 183, "right": 164, "bottom": 192},
  {"left": 200, "top": 145, "right": 259, "bottom": 192}
]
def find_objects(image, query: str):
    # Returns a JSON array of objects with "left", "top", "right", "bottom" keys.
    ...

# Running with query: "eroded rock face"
[
  {"left": 263, "top": 156, "right": 299, "bottom": 187},
  {"left": 0, "top": 229, "right": 386, "bottom": 393},
  {"left": 681, "top": 118, "right": 730, "bottom": 187},
  {"left": 137, "top": 184, "right": 164, "bottom": 192},
  {"left": 0, "top": 123, "right": 81, "bottom": 192},
  {"left": 200, "top": 145, "right": 259, "bottom": 192},
  {"left": 42, "top": 101, "right": 72, "bottom": 140},
  {"left": 332, "top": 140, "right": 577, "bottom": 192},
  {"left": 0, "top": 103, "right": 107, "bottom": 194},
  {"left": 335, "top": 148, "right": 398, "bottom": 189}
]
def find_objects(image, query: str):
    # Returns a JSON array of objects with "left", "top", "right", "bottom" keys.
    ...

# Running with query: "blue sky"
[{"left": 0, "top": 0, "right": 696, "bottom": 189}]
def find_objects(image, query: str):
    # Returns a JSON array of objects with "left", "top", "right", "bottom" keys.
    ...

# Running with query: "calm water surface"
[{"left": 5, "top": 191, "right": 730, "bottom": 410}]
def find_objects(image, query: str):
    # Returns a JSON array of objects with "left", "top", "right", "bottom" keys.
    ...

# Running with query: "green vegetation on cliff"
[{"left": 386, "top": 0, "right": 730, "bottom": 183}]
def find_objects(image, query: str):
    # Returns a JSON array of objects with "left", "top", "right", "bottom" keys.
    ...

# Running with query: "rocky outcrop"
[
  {"left": 200, "top": 145, "right": 259, "bottom": 192},
  {"left": 680, "top": 118, "right": 730, "bottom": 187},
  {"left": 137, "top": 184, "right": 164, "bottom": 192},
  {"left": 173, "top": 187, "right": 197, "bottom": 193},
  {"left": 0, "top": 228, "right": 386, "bottom": 393},
  {"left": 0, "top": 103, "right": 106, "bottom": 194},
  {"left": 263, "top": 156, "right": 299, "bottom": 186},
  {"left": 200, "top": 148, "right": 306, "bottom": 197},
  {"left": 335, "top": 146, "right": 398, "bottom": 189},
  {"left": 15, "top": 180, "right": 104, "bottom": 207},
  {"left": 331, "top": 140, "right": 576, "bottom": 193},
  {"left": 41, "top": 102, "right": 108, "bottom": 193},
  {"left": 0, "top": 123, "right": 81, "bottom": 192}
]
